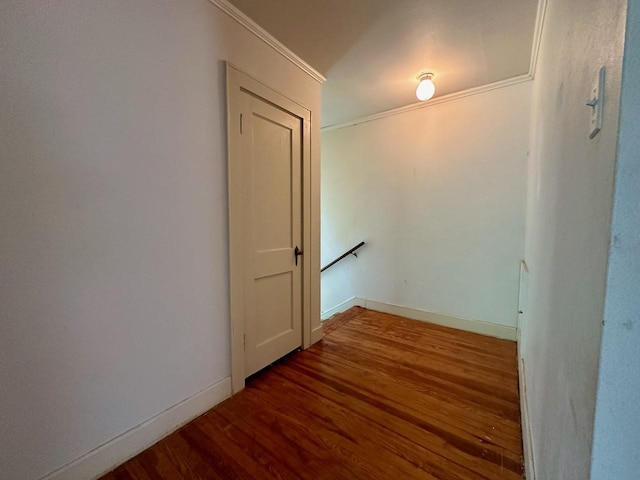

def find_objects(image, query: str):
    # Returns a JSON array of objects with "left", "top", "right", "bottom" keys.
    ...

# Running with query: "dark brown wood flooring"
[{"left": 101, "top": 307, "right": 523, "bottom": 479}]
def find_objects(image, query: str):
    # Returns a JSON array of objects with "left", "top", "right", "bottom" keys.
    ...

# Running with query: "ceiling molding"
[
  {"left": 208, "top": 0, "right": 326, "bottom": 84},
  {"left": 529, "top": 0, "right": 548, "bottom": 78},
  {"left": 321, "top": 74, "right": 533, "bottom": 132}
]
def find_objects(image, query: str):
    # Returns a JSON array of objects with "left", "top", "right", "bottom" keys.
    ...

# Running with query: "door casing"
[{"left": 227, "top": 64, "right": 312, "bottom": 393}]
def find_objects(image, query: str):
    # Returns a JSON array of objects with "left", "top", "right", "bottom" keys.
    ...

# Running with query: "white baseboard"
[
  {"left": 320, "top": 296, "right": 365, "bottom": 320},
  {"left": 359, "top": 298, "right": 517, "bottom": 341},
  {"left": 41, "top": 377, "right": 232, "bottom": 480},
  {"left": 519, "top": 357, "right": 536, "bottom": 479}
]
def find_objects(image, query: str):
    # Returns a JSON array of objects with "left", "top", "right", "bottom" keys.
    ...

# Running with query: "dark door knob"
[{"left": 294, "top": 246, "right": 303, "bottom": 266}]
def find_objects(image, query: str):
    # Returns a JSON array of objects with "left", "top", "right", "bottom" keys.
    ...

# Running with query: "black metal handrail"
[{"left": 321, "top": 241, "right": 365, "bottom": 273}]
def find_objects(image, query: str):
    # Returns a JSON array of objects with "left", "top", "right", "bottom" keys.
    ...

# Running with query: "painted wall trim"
[
  {"left": 321, "top": 296, "right": 365, "bottom": 320},
  {"left": 311, "top": 325, "right": 324, "bottom": 344},
  {"left": 326, "top": 297, "right": 518, "bottom": 340},
  {"left": 528, "top": 0, "right": 548, "bottom": 79},
  {"left": 518, "top": 357, "right": 537, "bottom": 480},
  {"left": 40, "top": 377, "right": 232, "bottom": 480},
  {"left": 321, "top": 74, "right": 533, "bottom": 132},
  {"left": 208, "top": 0, "right": 326, "bottom": 84}
]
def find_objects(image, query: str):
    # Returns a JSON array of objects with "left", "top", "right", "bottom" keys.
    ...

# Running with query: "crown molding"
[
  {"left": 322, "top": 0, "right": 548, "bottom": 132},
  {"left": 529, "top": 0, "right": 548, "bottom": 79},
  {"left": 208, "top": 0, "right": 326, "bottom": 84},
  {"left": 322, "top": 74, "right": 533, "bottom": 132}
]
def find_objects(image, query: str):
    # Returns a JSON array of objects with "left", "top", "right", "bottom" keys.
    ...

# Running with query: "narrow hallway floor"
[{"left": 102, "top": 307, "right": 523, "bottom": 479}]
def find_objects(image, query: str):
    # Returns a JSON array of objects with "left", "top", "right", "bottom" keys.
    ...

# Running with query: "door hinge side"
[
  {"left": 240, "top": 113, "right": 244, "bottom": 134},
  {"left": 243, "top": 333, "right": 246, "bottom": 351}
]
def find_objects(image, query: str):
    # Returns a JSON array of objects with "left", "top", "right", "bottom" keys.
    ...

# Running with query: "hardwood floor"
[{"left": 101, "top": 307, "right": 523, "bottom": 480}]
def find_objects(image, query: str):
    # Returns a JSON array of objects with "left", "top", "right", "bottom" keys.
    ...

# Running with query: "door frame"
[{"left": 227, "top": 64, "right": 312, "bottom": 394}]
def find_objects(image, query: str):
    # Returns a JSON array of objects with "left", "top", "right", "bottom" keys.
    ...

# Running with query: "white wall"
[
  {"left": 0, "top": 2, "right": 320, "bottom": 479},
  {"left": 590, "top": 0, "right": 640, "bottom": 477},
  {"left": 520, "top": 0, "right": 627, "bottom": 477},
  {"left": 321, "top": 82, "right": 531, "bottom": 328}
]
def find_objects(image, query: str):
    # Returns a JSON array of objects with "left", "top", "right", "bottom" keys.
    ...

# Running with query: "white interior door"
[{"left": 241, "top": 90, "right": 303, "bottom": 377}]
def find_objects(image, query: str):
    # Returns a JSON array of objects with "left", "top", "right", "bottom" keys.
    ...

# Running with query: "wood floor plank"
[
  {"left": 332, "top": 314, "right": 518, "bottom": 373},
  {"left": 278, "top": 360, "right": 522, "bottom": 479},
  {"left": 331, "top": 321, "right": 518, "bottom": 376},
  {"left": 200, "top": 411, "right": 303, "bottom": 480},
  {"left": 314, "top": 337, "right": 521, "bottom": 426},
  {"left": 100, "top": 307, "right": 523, "bottom": 479},
  {"left": 242, "top": 381, "right": 441, "bottom": 480},
  {"left": 262, "top": 370, "right": 489, "bottom": 480},
  {"left": 299, "top": 346, "right": 523, "bottom": 451}
]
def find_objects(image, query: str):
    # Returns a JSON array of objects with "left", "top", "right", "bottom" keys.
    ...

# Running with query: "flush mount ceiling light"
[{"left": 416, "top": 72, "right": 436, "bottom": 101}]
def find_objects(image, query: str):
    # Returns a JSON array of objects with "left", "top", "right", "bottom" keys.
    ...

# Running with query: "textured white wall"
[
  {"left": 321, "top": 81, "right": 531, "bottom": 327},
  {"left": 520, "top": 0, "right": 626, "bottom": 477},
  {"left": 0, "top": 2, "right": 320, "bottom": 479},
  {"left": 590, "top": 0, "right": 640, "bottom": 477}
]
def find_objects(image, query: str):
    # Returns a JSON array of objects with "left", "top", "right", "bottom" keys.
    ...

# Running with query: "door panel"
[
  {"left": 252, "top": 114, "right": 294, "bottom": 251},
  {"left": 255, "top": 273, "right": 294, "bottom": 346},
  {"left": 242, "top": 91, "right": 303, "bottom": 377}
]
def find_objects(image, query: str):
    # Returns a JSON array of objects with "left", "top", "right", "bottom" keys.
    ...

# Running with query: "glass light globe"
[{"left": 416, "top": 74, "right": 436, "bottom": 101}]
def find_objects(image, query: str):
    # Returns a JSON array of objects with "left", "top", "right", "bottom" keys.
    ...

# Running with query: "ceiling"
[{"left": 227, "top": 0, "right": 539, "bottom": 127}]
